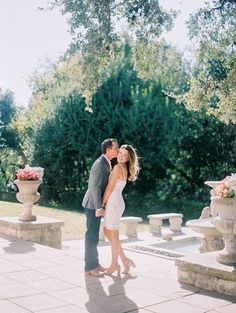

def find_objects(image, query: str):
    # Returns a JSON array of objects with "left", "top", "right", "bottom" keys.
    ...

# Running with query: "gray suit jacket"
[{"left": 82, "top": 155, "right": 111, "bottom": 210}]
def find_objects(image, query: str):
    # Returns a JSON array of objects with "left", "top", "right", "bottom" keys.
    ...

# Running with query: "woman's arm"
[{"left": 102, "top": 165, "right": 120, "bottom": 206}]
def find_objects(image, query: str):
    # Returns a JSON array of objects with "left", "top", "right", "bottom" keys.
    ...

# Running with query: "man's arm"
[
  {"left": 95, "top": 166, "right": 119, "bottom": 217},
  {"left": 90, "top": 161, "right": 106, "bottom": 210}
]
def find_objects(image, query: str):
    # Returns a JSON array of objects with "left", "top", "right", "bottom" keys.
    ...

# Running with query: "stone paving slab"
[{"left": 0, "top": 232, "right": 235, "bottom": 313}]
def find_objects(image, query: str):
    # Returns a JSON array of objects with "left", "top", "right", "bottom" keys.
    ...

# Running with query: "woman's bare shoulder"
[
  {"left": 113, "top": 164, "right": 122, "bottom": 170},
  {"left": 111, "top": 164, "right": 122, "bottom": 175}
]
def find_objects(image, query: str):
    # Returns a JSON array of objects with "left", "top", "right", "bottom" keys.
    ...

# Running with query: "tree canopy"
[
  {"left": 49, "top": 0, "right": 177, "bottom": 52},
  {"left": 0, "top": 89, "right": 17, "bottom": 149},
  {"left": 8, "top": 43, "right": 235, "bottom": 207},
  {"left": 47, "top": 0, "right": 177, "bottom": 106},
  {"left": 182, "top": 0, "right": 236, "bottom": 124}
]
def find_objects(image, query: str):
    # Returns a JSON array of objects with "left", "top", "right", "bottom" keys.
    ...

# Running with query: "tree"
[
  {"left": 11, "top": 58, "right": 78, "bottom": 163},
  {"left": 29, "top": 46, "right": 178, "bottom": 200},
  {"left": 49, "top": 0, "right": 176, "bottom": 52},
  {"left": 163, "top": 108, "right": 236, "bottom": 199},
  {"left": 0, "top": 89, "right": 22, "bottom": 186},
  {"left": 47, "top": 0, "right": 177, "bottom": 106},
  {"left": 15, "top": 40, "right": 235, "bottom": 205},
  {"left": 182, "top": 0, "right": 236, "bottom": 124},
  {"left": 132, "top": 40, "right": 190, "bottom": 95},
  {"left": 0, "top": 89, "right": 17, "bottom": 148},
  {"left": 32, "top": 91, "right": 93, "bottom": 201}
]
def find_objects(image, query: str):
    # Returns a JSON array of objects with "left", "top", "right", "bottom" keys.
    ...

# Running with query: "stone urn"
[
  {"left": 213, "top": 196, "right": 236, "bottom": 265},
  {"left": 14, "top": 180, "right": 42, "bottom": 221}
]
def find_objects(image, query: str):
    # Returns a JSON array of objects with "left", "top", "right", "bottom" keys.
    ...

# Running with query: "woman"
[{"left": 102, "top": 144, "right": 140, "bottom": 275}]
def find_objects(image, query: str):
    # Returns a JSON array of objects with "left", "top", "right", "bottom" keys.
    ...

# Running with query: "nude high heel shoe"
[
  {"left": 105, "top": 264, "right": 121, "bottom": 276},
  {"left": 122, "top": 258, "right": 136, "bottom": 274}
]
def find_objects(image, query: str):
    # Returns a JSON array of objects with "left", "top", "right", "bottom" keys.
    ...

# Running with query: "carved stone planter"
[
  {"left": 14, "top": 180, "right": 42, "bottom": 221},
  {"left": 213, "top": 197, "right": 236, "bottom": 265}
]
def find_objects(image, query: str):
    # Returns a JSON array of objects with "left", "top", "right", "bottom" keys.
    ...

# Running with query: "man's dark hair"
[{"left": 101, "top": 138, "right": 117, "bottom": 154}]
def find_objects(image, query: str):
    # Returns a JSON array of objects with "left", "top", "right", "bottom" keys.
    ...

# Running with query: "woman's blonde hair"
[{"left": 121, "top": 144, "right": 140, "bottom": 181}]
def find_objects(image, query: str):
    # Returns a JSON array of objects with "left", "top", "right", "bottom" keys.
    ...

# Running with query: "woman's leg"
[
  {"left": 104, "top": 227, "right": 134, "bottom": 272},
  {"left": 108, "top": 229, "right": 120, "bottom": 266},
  {"left": 104, "top": 227, "right": 120, "bottom": 274},
  {"left": 116, "top": 241, "right": 135, "bottom": 273},
  {"left": 104, "top": 227, "right": 111, "bottom": 241},
  {"left": 119, "top": 245, "right": 136, "bottom": 273},
  {"left": 118, "top": 244, "right": 128, "bottom": 265}
]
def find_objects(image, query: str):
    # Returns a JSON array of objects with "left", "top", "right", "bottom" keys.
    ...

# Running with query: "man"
[{"left": 82, "top": 138, "right": 119, "bottom": 277}]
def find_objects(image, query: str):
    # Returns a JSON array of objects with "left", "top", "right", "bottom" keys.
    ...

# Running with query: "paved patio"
[{"left": 0, "top": 231, "right": 235, "bottom": 313}]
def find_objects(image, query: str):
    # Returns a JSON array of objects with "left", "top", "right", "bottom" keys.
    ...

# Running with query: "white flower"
[{"left": 215, "top": 174, "right": 235, "bottom": 199}]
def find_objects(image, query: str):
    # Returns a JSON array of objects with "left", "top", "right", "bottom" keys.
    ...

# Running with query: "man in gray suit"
[{"left": 82, "top": 138, "right": 119, "bottom": 277}]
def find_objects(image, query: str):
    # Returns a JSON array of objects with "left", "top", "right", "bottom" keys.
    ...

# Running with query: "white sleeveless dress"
[{"left": 104, "top": 179, "right": 126, "bottom": 230}]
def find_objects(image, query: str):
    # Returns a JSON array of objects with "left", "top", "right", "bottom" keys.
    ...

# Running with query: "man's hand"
[{"left": 95, "top": 208, "right": 105, "bottom": 217}]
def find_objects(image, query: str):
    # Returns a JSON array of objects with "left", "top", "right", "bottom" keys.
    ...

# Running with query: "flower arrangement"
[
  {"left": 16, "top": 165, "right": 44, "bottom": 181},
  {"left": 215, "top": 174, "right": 236, "bottom": 199}
]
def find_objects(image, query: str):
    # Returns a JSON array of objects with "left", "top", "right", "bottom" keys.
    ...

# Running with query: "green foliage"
[
  {"left": 131, "top": 40, "right": 190, "bottom": 95},
  {"left": 91, "top": 55, "right": 177, "bottom": 192},
  {"left": 47, "top": 0, "right": 177, "bottom": 107},
  {"left": 28, "top": 47, "right": 236, "bottom": 206},
  {"left": 0, "top": 89, "right": 18, "bottom": 148},
  {"left": 0, "top": 90, "right": 15, "bottom": 123},
  {"left": 184, "top": 0, "right": 236, "bottom": 124},
  {"left": 0, "top": 148, "right": 21, "bottom": 187},
  {"left": 32, "top": 92, "right": 91, "bottom": 200},
  {"left": 8, "top": 37, "right": 235, "bottom": 219},
  {"left": 0, "top": 89, "right": 22, "bottom": 186},
  {"left": 161, "top": 108, "right": 236, "bottom": 199},
  {"left": 206, "top": 59, "right": 228, "bottom": 81},
  {"left": 29, "top": 48, "right": 177, "bottom": 200},
  {"left": 188, "top": 0, "right": 235, "bottom": 47},
  {"left": 49, "top": 0, "right": 177, "bottom": 51}
]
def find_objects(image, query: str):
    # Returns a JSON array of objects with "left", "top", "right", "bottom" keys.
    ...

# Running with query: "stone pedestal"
[
  {"left": 175, "top": 251, "right": 236, "bottom": 296},
  {"left": 149, "top": 217, "right": 162, "bottom": 235},
  {"left": 199, "top": 235, "right": 224, "bottom": 253},
  {"left": 0, "top": 216, "right": 64, "bottom": 249}
]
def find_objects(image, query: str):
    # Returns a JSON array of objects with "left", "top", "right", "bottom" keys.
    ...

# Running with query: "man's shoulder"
[
  {"left": 94, "top": 155, "right": 105, "bottom": 164},
  {"left": 92, "top": 155, "right": 106, "bottom": 169}
]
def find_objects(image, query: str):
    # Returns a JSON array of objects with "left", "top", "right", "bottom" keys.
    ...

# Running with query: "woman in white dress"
[{"left": 102, "top": 144, "right": 140, "bottom": 275}]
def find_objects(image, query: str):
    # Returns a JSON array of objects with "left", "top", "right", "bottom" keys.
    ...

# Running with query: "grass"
[
  {"left": 0, "top": 200, "right": 86, "bottom": 240},
  {"left": 0, "top": 200, "right": 149, "bottom": 241}
]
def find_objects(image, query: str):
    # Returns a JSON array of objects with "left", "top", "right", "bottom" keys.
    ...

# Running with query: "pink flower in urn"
[
  {"left": 215, "top": 177, "right": 235, "bottom": 199},
  {"left": 16, "top": 166, "right": 44, "bottom": 181}
]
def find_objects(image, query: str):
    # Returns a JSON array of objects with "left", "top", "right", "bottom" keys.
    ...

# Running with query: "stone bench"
[
  {"left": 99, "top": 216, "right": 142, "bottom": 241},
  {"left": 147, "top": 213, "right": 183, "bottom": 235}
]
